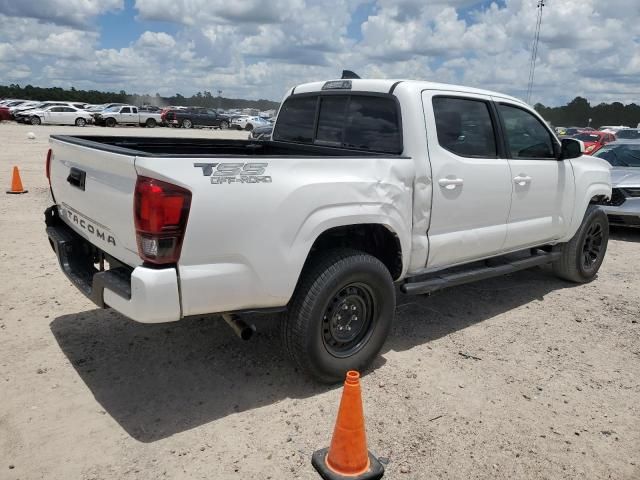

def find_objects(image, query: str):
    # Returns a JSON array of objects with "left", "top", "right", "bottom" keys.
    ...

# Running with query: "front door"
[
  {"left": 494, "top": 101, "right": 575, "bottom": 250},
  {"left": 422, "top": 91, "right": 513, "bottom": 269}
]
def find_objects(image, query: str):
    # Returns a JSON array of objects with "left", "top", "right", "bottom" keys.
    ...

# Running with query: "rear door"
[
  {"left": 494, "top": 100, "right": 574, "bottom": 249},
  {"left": 49, "top": 138, "right": 142, "bottom": 266},
  {"left": 44, "top": 107, "right": 64, "bottom": 124},
  {"left": 422, "top": 91, "right": 512, "bottom": 268},
  {"left": 59, "top": 107, "right": 76, "bottom": 125}
]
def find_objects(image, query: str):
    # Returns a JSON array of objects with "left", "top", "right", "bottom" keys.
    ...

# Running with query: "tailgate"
[{"left": 49, "top": 137, "right": 142, "bottom": 267}]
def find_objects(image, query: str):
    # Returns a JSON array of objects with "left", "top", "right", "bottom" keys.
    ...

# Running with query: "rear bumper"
[{"left": 45, "top": 205, "right": 181, "bottom": 323}]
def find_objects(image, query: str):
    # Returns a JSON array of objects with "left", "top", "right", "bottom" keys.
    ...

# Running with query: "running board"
[{"left": 401, "top": 250, "right": 561, "bottom": 296}]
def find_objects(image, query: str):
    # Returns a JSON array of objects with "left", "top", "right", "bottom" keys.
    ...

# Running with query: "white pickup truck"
[
  {"left": 45, "top": 78, "right": 612, "bottom": 382},
  {"left": 94, "top": 105, "right": 162, "bottom": 128}
]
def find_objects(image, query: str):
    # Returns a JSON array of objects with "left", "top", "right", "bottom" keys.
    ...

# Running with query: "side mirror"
[{"left": 559, "top": 138, "right": 584, "bottom": 160}]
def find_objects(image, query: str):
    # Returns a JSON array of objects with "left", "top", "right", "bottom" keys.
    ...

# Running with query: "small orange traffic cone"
[
  {"left": 312, "top": 371, "right": 384, "bottom": 480},
  {"left": 6, "top": 166, "right": 28, "bottom": 194}
]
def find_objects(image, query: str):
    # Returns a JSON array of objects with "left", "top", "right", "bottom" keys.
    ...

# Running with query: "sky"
[{"left": 0, "top": 0, "right": 639, "bottom": 106}]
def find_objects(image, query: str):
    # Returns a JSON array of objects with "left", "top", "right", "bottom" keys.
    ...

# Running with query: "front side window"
[
  {"left": 121, "top": 107, "right": 131, "bottom": 114},
  {"left": 499, "top": 104, "right": 556, "bottom": 159},
  {"left": 432, "top": 97, "right": 497, "bottom": 158}
]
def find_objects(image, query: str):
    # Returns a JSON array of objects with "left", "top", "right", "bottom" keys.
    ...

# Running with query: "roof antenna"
[{"left": 341, "top": 70, "right": 360, "bottom": 79}]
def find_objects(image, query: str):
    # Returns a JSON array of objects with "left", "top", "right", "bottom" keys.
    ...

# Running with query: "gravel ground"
[{"left": 1, "top": 122, "right": 639, "bottom": 479}]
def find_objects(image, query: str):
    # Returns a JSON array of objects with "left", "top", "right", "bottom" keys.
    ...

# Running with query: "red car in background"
[{"left": 573, "top": 131, "right": 616, "bottom": 155}]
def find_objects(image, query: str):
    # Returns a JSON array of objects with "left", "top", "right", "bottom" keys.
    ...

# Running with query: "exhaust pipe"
[{"left": 222, "top": 313, "right": 256, "bottom": 341}]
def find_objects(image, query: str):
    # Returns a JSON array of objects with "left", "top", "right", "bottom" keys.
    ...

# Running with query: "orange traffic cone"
[
  {"left": 312, "top": 371, "right": 384, "bottom": 480},
  {"left": 6, "top": 166, "right": 28, "bottom": 194}
]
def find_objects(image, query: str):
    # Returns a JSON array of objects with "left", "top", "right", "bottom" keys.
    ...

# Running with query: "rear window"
[{"left": 274, "top": 94, "right": 402, "bottom": 154}]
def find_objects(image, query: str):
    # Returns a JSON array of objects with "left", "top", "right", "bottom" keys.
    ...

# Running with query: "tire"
[
  {"left": 282, "top": 249, "right": 395, "bottom": 383},
  {"left": 182, "top": 119, "right": 193, "bottom": 129},
  {"left": 30, "top": 116, "right": 41, "bottom": 125},
  {"left": 245, "top": 123, "right": 253, "bottom": 131},
  {"left": 105, "top": 117, "right": 116, "bottom": 128},
  {"left": 553, "top": 205, "right": 609, "bottom": 283},
  {"left": 75, "top": 117, "right": 86, "bottom": 127},
  {"left": 220, "top": 120, "right": 229, "bottom": 130},
  {"left": 145, "top": 118, "right": 156, "bottom": 128}
]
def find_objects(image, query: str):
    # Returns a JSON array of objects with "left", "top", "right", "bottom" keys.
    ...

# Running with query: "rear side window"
[
  {"left": 498, "top": 104, "right": 555, "bottom": 159},
  {"left": 432, "top": 97, "right": 497, "bottom": 158},
  {"left": 274, "top": 94, "right": 402, "bottom": 154}
]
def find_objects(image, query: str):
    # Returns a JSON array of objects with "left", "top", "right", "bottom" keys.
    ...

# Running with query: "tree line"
[
  {"left": 534, "top": 97, "right": 640, "bottom": 128},
  {"left": 2, "top": 84, "right": 638, "bottom": 127},
  {"left": 0, "top": 84, "right": 280, "bottom": 111}
]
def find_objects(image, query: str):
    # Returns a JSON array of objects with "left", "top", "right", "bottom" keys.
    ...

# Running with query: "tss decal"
[{"left": 194, "top": 162, "right": 272, "bottom": 184}]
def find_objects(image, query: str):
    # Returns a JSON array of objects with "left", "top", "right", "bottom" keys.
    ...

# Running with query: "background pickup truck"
[
  {"left": 94, "top": 105, "right": 162, "bottom": 128},
  {"left": 45, "top": 78, "right": 612, "bottom": 382},
  {"left": 163, "top": 107, "right": 231, "bottom": 129}
]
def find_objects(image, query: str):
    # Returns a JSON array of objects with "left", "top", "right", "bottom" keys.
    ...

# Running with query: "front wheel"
[
  {"left": 105, "top": 117, "right": 116, "bottom": 127},
  {"left": 181, "top": 119, "right": 192, "bottom": 129},
  {"left": 30, "top": 116, "right": 41, "bottom": 125},
  {"left": 245, "top": 123, "right": 253, "bottom": 131},
  {"left": 75, "top": 117, "right": 86, "bottom": 127},
  {"left": 553, "top": 205, "right": 609, "bottom": 283},
  {"left": 282, "top": 249, "right": 395, "bottom": 383},
  {"left": 145, "top": 118, "right": 156, "bottom": 128},
  {"left": 220, "top": 120, "right": 229, "bottom": 130}
]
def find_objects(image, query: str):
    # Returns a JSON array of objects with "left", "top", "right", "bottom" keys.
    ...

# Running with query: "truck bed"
[{"left": 50, "top": 135, "right": 404, "bottom": 158}]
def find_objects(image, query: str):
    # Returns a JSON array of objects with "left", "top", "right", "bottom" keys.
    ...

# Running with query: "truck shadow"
[
  {"left": 50, "top": 266, "right": 576, "bottom": 443},
  {"left": 610, "top": 226, "right": 640, "bottom": 243}
]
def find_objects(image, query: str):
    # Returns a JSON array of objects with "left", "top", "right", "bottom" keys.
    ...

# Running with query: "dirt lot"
[{"left": 1, "top": 121, "right": 639, "bottom": 479}]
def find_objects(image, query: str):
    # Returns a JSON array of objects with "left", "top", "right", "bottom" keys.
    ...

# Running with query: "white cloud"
[
  {"left": 0, "top": 0, "right": 639, "bottom": 105},
  {"left": 0, "top": 0, "right": 123, "bottom": 27}
]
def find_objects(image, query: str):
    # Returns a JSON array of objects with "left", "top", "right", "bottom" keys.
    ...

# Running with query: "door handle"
[
  {"left": 513, "top": 175, "right": 532, "bottom": 186},
  {"left": 438, "top": 178, "right": 464, "bottom": 190}
]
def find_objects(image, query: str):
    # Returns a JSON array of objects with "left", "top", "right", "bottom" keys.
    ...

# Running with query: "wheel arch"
[
  {"left": 561, "top": 181, "right": 612, "bottom": 242},
  {"left": 301, "top": 223, "right": 404, "bottom": 281}
]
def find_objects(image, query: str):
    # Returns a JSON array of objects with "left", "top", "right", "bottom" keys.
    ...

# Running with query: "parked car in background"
[
  {"left": 615, "top": 129, "right": 640, "bottom": 140},
  {"left": 163, "top": 107, "right": 231, "bottom": 129},
  {"left": 94, "top": 105, "right": 162, "bottom": 127},
  {"left": 599, "top": 125, "right": 628, "bottom": 134},
  {"left": 573, "top": 131, "right": 616, "bottom": 154},
  {"left": 14, "top": 101, "right": 88, "bottom": 122},
  {"left": 0, "top": 100, "right": 29, "bottom": 120},
  {"left": 231, "top": 115, "right": 269, "bottom": 131},
  {"left": 249, "top": 123, "right": 273, "bottom": 140},
  {"left": 26, "top": 105, "right": 93, "bottom": 126},
  {"left": 593, "top": 140, "right": 640, "bottom": 227}
]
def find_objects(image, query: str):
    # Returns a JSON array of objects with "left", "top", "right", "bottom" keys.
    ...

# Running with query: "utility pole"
[{"left": 526, "top": 0, "right": 546, "bottom": 104}]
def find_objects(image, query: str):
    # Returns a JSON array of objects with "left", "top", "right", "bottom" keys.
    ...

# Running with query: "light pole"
[
  {"left": 218, "top": 90, "right": 222, "bottom": 111},
  {"left": 526, "top": 0, "right": 546, "bottom": 104}
]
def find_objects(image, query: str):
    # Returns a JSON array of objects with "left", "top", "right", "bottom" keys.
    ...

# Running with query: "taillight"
[
  {"left": 134, "top": 176, "right": 191, "bottom": 265},
  {"left": 46, "top": 148, "right": 52, "bottom": 182}
]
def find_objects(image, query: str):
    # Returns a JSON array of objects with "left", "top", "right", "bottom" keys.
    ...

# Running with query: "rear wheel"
[
  {"left": 105, "top": 117, "right": 116, "bottom": 127},
  {"left": 30, "top": 116, "right": 41, "bottom": 125},
  {"left": 245, "top": 123, "right": 253, "bottom": 131},
  {"left": 145, "top": 118, "right": 156, "bottom": 128},
  {"left": 182, "top": 119, "right": 193, "bottom": 129},
  {"left": 220, "top": 120, "right": 229, "bottom": 130},
  {"left": 75, "top": 117, "right": 86, "bottom": 127},
  {"left": 553, "top": 205, "right": 609, "bottom": 283},
  {"left": 282, "top": 249, "right": 395, "bottom": 383}
]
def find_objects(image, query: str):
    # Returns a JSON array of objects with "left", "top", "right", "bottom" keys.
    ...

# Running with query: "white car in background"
[
  {"left": 231, "top": 115, "right": 270, "bottom": 131},
  {"left": 27, "top": 105, "right": 93, "bottom": 126}
]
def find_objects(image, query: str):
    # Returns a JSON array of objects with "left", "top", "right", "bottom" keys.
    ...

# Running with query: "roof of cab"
[{"left": 291, "top": 78, "right": 527, "bottom": 106}]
